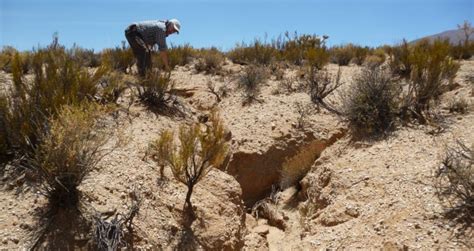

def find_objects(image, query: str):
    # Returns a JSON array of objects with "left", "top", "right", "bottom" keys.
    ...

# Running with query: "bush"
[
  {"left": 28, "top": 103, "right": 108, "bottom": 211},
  {"left": 330, "top": 44, "right": 355, "bottom": 66},
  {"left": 137, "top": 70, "right": 175, "bottom": 108},
  {"left": 405, "top": 39, "right": 460, "bottom": 122},
  {"left": 387, "top": 39, "right": 411, "bottom": 78},
  {"left": 239, "top": 65, "right": 268, "bottom": 105},
  {"left": 280, "top": 32, "right": 329, "bottom": 66},
  {"left": 307, "top": 67, "right": 343, "bottom": 114},
  {"left": 101, "top": 41, "right": 134, "bottom": 73},
  {"left": 436, "top": 141, "right": 473, "bottom": 225},
  {"left": 228, "top": 39, "right": 277, "bottom": 66},
  {"left": 0, "top": 42, "right": 108, "bottom": 163},
  {"left": 0, "top": 46, "right": 32, "bottom": 73},
  {"left": 195, "top": 47, "right": 224, "bottom": 74},
  {"left": 342, "top": 67, "right": 400, "bottom": 137},
  {"left": 154, "top": 44, "right": 196, "bottom": 70},
  {"left": 149, "top": 111, "right": 228, "bottom": 211},
  {"left": 70, "top": 45, "right": 101, "bottom": 68},
  {"left": 447, "top": 97, "right": 469, "bottom": 114}
]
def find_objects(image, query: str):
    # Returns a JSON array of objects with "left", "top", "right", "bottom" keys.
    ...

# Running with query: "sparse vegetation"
[
  {"left": 307, "top": 67, "right": 343, "bottom": 114},
  {"left": 149, "top": 111, "right": 228, "bottom": 212},
  {"left": 136, "top": 70, "right": 175, "bottom": 109},
  {"left": 239, "top": 65, "right": 268, "bottom": 105},
  {"left": 342, "top": 67, "right": 400, "bottom": 137},
  {"left": 228, "top": 38, "right": 277, "bottom": 65},
  {"left": 0, "top": 40, "right": 108, "bottom": 163},
  {"left": 435, "top": 141, "right": 473, "bottom": 227},
  {"left": 101, "top": 41, "right": 134, "bottom": 73},
  {"left": 447, "top": 97, "right": 469, "bottom": 114},
  {"left": 195, "top": 47, "right": 225, "bottom": 74}
]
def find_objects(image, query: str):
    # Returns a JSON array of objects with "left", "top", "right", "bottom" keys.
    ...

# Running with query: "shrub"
[
  {"left": 0, "top": 42, "right": 108, "bottom": 163},
  {"left": 28, "top": 103, "right": 108, "bottom": 212},
  {"left": 305, "top": 47, "right": 330, "bottom": 70},
  {"left": 149, "top": 111, "right": 228, "bottom": 211},
  {"left": 70, "top": 45, "right": 101, "bottom": 68},
  {"left": 194, "top": 47, "right": 224, "bottom": 74},
  {"left": 154, "top": 44, "right": 196, "bottom": 70},
  {"left": 447, "top": 97, "right": 469, "bottom": 114},
  {"left": 0, "top": 46, "right": 31, "bottom": 73},
  {"left": 342, "top": 67, "right": 400, "bottom": 137},
  {"left": 387, "top": 39, "right": 411, "bottom": 78},
  {"left": 228, "top": 39, "right": 277, "bottom": 66},
  {"left": 307, "top": 67, "right": 343, "bottom": 114},
  {"left": 280, "top": 32, "right": 329, "bottom": 66},
  {"left": 137, "top": 70, "right": 175, "bottom": 108},
  {"left": 101, "top": 41, "right": 134, "bottom": 73},
  {"left": 330, "top": 44, "right": 355, "bottom": 66},
  {"left": 405, "top": 39, "right": 460, "bottom": 122},
  {"left": 435, "top": 141, "right": 473, "bottom": 225},
  {"left": 239, "top": 65, "right": 268, "bottom": 105}
]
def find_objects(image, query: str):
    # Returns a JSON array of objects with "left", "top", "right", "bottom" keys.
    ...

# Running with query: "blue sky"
[{"left": 0, "top": 0, "right": 472, "bottom": 51}]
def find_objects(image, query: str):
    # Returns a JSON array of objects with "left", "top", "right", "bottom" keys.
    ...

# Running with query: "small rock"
[
  {"left": 10, "top": 237, "right": 19, "bottom": 244},
  {"left": 2, "top": 238, "right": 8, "bottom": 244},
  {"left": 415, "top": 223, "right": 421, "bottom": 229}
]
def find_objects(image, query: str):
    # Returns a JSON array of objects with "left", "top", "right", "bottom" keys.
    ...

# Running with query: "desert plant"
[
  {"left": 153, "top": 44, "right": 196, "bottom": 70},
  {"left": 27, "top": 103, "right": 109, "bottom": 211},
  {"left": 0, "top": 40, "right": 108, "bottom": 164},
  {"left": 239, "top": 65, "right": 268, "bottom": 105},
  {"left": 0, "top": 46, "right": 31, "bottom": 73},
  {"left": 387, "top": 39, "right": 412, "bottom": 78},
  {"left": 70, "top": 45, "right": 101, "bottom": 68},
  {"left": 281, "top": 32, "right": 329, "bottom": 66},
  {"left": 435, "top": 141, "right": 473, "bottom": 226},
  {"left": 404, "top": 39, "right": 460, "bottom": 123},
  {"left": 101, "top": 41, "right": 134, "bottom": 73},
  {"left": 330, "top": 44, "right": 355, "bottom": 66},
  {"left": 228, "top": 38, "right": 277, "bottom": 66},
  {"left": 149, "top": 111, "right": 228, "bottom": 211},
  {"left": 455, "top": 20, "right": 473, "bottom": 59},
  {"left": 307, "top": 67, "right": 343, "bottom": 114},
  {"left": 137, "top": 70, "right": 175, "bottom": 108},
  {"left": 342, "top": 67, "right": 400, "bottom": 137},
  {"left": 194, "top": 47, "right": 224, "bottom": 74},
  {"left": 295, "top": 101, "right": 313, "bottom": 129},
  {"left": 447, "top": 97, "right": 469, "bottom": 114}
]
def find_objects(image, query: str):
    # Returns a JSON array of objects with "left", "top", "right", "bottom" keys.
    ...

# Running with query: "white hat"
[{"left": 168, "top": 19, "right": 181, "bottom": 34}]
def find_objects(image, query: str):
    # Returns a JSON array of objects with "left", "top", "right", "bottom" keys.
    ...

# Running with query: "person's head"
[{"left": 166, "top": 19, "right": 181, "bottom": 35}]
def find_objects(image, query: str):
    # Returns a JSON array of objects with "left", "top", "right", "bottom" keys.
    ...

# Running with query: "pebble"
[{"left": 10, "top": 237, "right": 19, "bottom": 244}]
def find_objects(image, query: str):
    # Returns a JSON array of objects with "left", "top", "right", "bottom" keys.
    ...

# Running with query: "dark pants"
[{"left": 125, "top": 25, "right": 152, "bottom": 77}]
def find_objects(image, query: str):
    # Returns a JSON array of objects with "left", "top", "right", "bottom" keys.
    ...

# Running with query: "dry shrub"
[
  {"left": 101, "top": 41, "right": 134, "bottom": 73},
  {"left": 342, "top": 67, "right": 400, "bottom": 137},
  {"left": 307, "top": 67, "right": 343, "bottom": 114},
  {"left": 330, "top": 44, "right": 355, "bottom": 66},
  {"left": 27, "top": 103, "right": 109, "bottom": 212},
  {"left": 239, "top": 65, "right": 268, "bottom": 105},
  {"left": 403, "top": 39, "right": 460, "bottom": 123},
  {"left": 98, "top": 72, "right": 128, "bottom": 104},
  {"left": 447, "top": 97, "right": 469, "bottom": 114},
  {"left": 70, "top": 45, "right": 101, "bottom": 68},
  {"left": 154, "top": 44, "right": 196, "bottom": 70},
  {"left": 251, "top": 198, "right": 286, "bottom": 230},
  {"left": 387, "top": 39, "right": 412, "bottom": 78},
  {"left": 137, "top": 70, "right": 175, "bottom": 108},
  {"left": 149, "top": 111, "right": 228, "bottom": 211},
  {"left": 195, "top": 47, "right": 224, "bottom": 74},
  {"left": 227, "top": 39, "right": 277, "bottom": 65},
  {"left": 280, "top": 32, "right": 329, "bottom": 67},
  {"left": 0, "top": 43, "right": 108, "bottom": 163},
  {"left": 435, "top": 141, "right": 473, "bottom": 227},
  {"left": 295, "top": 101, "right": 314, "bottom": 129},
  {"left": 0, "top": 46, "right": 32, "bottom": 73}
]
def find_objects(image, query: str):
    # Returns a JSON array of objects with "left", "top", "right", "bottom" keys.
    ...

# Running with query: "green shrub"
[
  {"left": 0, "top": 46, "right": 32, "bottom": 73},
  {"left": 281, "top": 32, "right": 329, "bottom": 66},
  {"left": 436, "top": 141, "right": 473, "bottom": 225},
  {"left": 149, "top": 111, "right": 228, "bottom": 211},
  {"left": 195, "top": 47, "right": 224, "bottom": 74},
  {"left": 342, "top": 67, "right": 400, "bottom": 137}
]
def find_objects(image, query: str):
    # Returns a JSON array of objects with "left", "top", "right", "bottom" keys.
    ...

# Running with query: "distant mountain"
[{"left": 411, "top": 28, "right": 474, "bottom": 45}]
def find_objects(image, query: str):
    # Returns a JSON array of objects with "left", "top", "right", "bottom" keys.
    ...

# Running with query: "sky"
[{"left": 0, "top": 0, "right": 472, "bottom": 52}]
